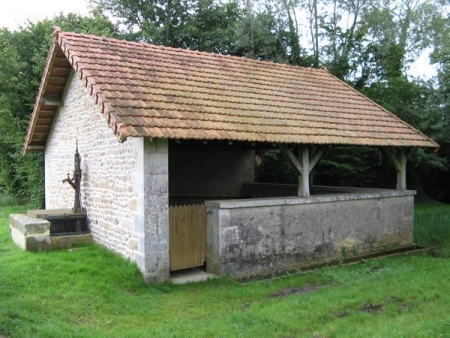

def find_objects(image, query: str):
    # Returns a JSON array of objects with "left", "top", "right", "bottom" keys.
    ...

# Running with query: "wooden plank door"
[{"left": 169, "top": 204, "right": 206, "bottom": 271}]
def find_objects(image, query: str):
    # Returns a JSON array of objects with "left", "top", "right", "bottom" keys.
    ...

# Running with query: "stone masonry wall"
[
  {"left": 133, "top": 138, "right": 170, "bottom": 282},
  {"left": 45, "top": 72, "right": 140, "bottom": 261}
]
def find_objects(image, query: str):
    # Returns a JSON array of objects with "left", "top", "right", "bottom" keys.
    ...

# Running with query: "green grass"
[
  {"left": 415, "top": 202, "right": 450, "bottom": 247},
  {"left": 1, "top": 201, "right": 450, "bottom": 337}
]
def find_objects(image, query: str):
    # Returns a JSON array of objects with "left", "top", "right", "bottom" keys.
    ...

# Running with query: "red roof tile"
[{"left": 24, "top": 29, "right": 438, "bottom": 152}]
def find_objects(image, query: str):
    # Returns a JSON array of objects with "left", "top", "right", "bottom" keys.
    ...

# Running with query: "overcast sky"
[{"left": 0, "top": 0, "right": 90, "bottom": 31}]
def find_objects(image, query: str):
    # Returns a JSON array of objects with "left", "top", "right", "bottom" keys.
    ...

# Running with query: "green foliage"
[
  {"left": 255, "top": 149, "right": 297, "bottom": 184},
  {"left": 360, "top": 76, "right": 449, "bottom": 197},
  {"left": 0, "top": 27, "right": 46, "bottom": 205},
  {"left": 414, "top": 202, "right": 450, "bottom": 246},
  {"left": 183, "top": 0, "right": 241, "bottom": 53},
  {"left": 91, "top": 0, "right": 240, "bottom": 49},
  {"left": 234, "top": 11, "right": 287, "bottom": 61},
  {"left": 313, "top": 146, "right": 389, "bottom": 188},
  {"left": 0, "top": 14, "right": 118, "bottom": 206},
  {"left": 255, "top": 145, "right": 396, "bottom": 190},
  {"left": 2, "top": 0, "right": 450, "bottom": 201}
]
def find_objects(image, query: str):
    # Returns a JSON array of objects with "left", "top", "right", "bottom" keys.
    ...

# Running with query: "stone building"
[{"left": 23, "top": 29, "right": 438, "bottom": 282}]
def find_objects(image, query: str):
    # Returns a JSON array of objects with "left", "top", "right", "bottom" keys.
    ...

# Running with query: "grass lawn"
[{"left": 1, "top": 201, "right": 450, "bottom": 337}]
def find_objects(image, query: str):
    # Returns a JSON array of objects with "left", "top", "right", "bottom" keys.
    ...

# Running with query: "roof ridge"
[{"left": 57, "top": 30, "right": 325, "bottom": 74}]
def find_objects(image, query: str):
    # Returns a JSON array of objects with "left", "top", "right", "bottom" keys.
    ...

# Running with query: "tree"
[
  {"left": 90, "top": 0, "right": 243, "bottom": 51},
  {"left": 183, "top": 0, "right": 241, "bottom": 53},
  {"left": 0, "top": 13, "right": 118, "bottom": 205}
]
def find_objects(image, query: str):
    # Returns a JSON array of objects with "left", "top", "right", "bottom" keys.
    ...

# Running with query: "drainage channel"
[{"left": 237, "top": 245, "right": 431, "bottom": 282}]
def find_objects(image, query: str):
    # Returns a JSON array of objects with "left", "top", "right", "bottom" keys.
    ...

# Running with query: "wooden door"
[{"left": 169, "top": 204, "right": 206, "bottom": 271}]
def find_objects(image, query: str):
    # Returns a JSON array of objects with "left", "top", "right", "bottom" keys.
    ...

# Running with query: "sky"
[
  {"left": 409, "top": 50, "right": 437, "bottom": 79},
  {"left": 0, "top": 0, "right": 90, "bottom": 31},
  {"left": 0, "top": 0, "right": 436, "bottom": 78}
]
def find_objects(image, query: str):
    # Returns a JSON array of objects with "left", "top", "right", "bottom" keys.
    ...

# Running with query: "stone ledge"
[
  {"left": 10, "top": 214, "right": 51, "bottom": 251},
  {"left": 9, "top": 214, "right": 50, "bottom": 235},
  {"left": 206, "top": 188, "right": 416, "bottom": 209},
  {"left": 27, "top": 208, "right": 76, "bottom": 219}
]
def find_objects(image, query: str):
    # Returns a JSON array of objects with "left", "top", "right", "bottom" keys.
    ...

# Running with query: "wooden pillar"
[
  {"left": 384, "top": 148, "right": 407, "bottom": 191},
  {"left": 396, "top": 150, "right": 407, "bottom": 191},
  {"left": 279, "top": 144, "right": 327, "bottom": 197},
  {"left": 298, "top": 145, "right": 310, "bottom": 197}
]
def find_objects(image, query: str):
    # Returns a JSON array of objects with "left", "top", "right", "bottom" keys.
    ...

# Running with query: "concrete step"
[{"left": 170, "top": 268, "right": 216, "bottom": 285}]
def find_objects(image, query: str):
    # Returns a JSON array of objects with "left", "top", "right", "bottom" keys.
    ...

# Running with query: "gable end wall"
[{"left": 45, "top": 73, "right": 140, "bottom": 261}]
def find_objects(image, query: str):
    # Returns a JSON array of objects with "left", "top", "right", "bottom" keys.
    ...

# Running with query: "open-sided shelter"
[{"left": 23, "top": 28, "right": 438, "bottom": 282}]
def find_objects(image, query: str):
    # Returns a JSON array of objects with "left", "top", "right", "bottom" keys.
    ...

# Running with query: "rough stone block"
[
  {"left": 51, "top": 234, "right": 93, "bottom": 249},
  {"left": 9, "top": 214, "right": 51, "bottom": 251},
  {"left": 142, "top": 253, "right": 170, "bottom": 283}
]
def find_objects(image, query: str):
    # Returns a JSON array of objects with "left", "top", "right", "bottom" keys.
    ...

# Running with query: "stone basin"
[{"left": 9, "top": 209, "right": 92, "bottom": 251}]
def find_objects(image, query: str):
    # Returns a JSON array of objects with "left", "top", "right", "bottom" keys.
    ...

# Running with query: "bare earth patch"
[
  {"left": 242, "top": 302, "right": 251, "bottom": 311},
  {"left": 336, "top": 311, "right": 350, "bottom": 318},
  {"left": 361, "top": 302, "right": 383, "bottom": 313},
  {"left": 268, "top": 283, "right": 323, "bottom": 299}
]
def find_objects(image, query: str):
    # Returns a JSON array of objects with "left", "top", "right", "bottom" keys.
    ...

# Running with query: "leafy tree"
[
  {"left": 0, "top": 13, "right": 118, "bottom": 206},
  {"left": 2, "top": 0, "right": 450, "bottom": 203},
  {"left": 183, "top": 0, "right": 241, "bottom": 53},
  {"left": 233, "top": 9, "right": 288, "bottom": 61}
]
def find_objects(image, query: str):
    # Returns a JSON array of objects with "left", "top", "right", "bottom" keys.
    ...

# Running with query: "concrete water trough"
[{"left": 9, "top": 209, "right": 93, "bottom": 251}]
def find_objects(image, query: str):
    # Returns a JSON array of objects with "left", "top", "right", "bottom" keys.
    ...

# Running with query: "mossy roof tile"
[{"left": 24, "top": 29, "right": 438, "bottom": 153}]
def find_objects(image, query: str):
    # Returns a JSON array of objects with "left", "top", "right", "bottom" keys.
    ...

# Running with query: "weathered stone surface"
[
  {"left": 45, "top": 74, "right": 140, "bottom": 262},
  {"left": 51, "top": 234, "right": 93, "bottom": 248},
  {"left": 44, "top": 74, "right": 172, "bottom": 282},
  {"left": 10, "top": 214, "right": 50, "bottom": 236},
  {"left": 10, "top": 212, "right": 94, "bottom": 251},
  {"left": 134, "top": 138, "right": 170, "bottom": 282},
  {"left": 27, "top": 209, "right": 74, "bottom": 219},
  {"left": 9, "top": 214, "right": 51, "bottom": 250},
  {"left": 206, "top": 190, "right": 415, "bottom": 277}
]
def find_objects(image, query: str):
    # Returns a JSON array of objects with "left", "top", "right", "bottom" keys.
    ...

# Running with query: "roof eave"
[{"left": 23, "top": 41, "right": 60, "bottom": 155}]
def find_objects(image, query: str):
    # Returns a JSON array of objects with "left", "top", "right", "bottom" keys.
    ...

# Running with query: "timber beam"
[
  {"left": 384, "top": 147, "right": 410, "bottom": 191},
  {"left": 279, "top": 144, "right": 328, "bottom": 197},
  {"left": 40, "top": 97, "right": 63, "bottom": 106},
  {"left": 26, "top": 145, "right": 46, "bottom": 152}
]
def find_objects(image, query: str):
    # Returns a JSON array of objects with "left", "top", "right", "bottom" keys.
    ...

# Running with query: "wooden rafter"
[
  {"left": 279, "top": 144, "right": 304, "bottom": 174},
  {"left": 41, "top": 97, "right": 63, "bottom": 106}
]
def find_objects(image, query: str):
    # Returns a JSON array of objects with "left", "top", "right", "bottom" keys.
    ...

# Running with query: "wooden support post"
[
  {"left": 279, "top": 144, "right": 327, "bottom": 197},
  {"left": 298, "top": 145, "right": 310, "bottom": 197},
  {"left": 384, "top": 148, "right": 407, "bottom": 190}
]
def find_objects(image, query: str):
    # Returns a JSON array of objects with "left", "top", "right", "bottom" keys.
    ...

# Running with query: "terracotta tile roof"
[{"left": 24, "top": 29, "right": 438, "bottom": 152}]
